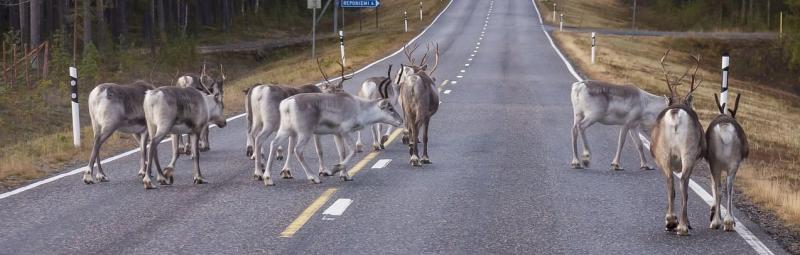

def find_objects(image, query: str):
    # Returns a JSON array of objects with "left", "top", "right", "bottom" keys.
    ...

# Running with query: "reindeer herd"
[
  {"left": 571, "top": 49, "right": 749, "bottom": 236},
  {"left": 82, "top": 41, "right": 746, "bottom": 236},
  {"left": 83, "top": 42, "right": 440, "bottom": 189}
]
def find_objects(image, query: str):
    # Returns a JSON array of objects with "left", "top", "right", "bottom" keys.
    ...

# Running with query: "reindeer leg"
[
  {"left": 330, "top": 135, "right": 348, "bottom": 175},
  {"left": 371, "top": 124, "right": 382, "bottom": 151},
  {"left": 724, "top": 162, "right": 740, "bottom": 231},
  {"left": 135, "top": 133, "right": 149, "bottom": 178},
  {"left": 336, "top": 134, "right": 356, "bottom": 181},
  {"left": 409, "top": 124, "right": 421, "bottom": 167},
  {"left": 659, "top": 157, "right": 677, "bottom": 231},
  {"left": 246, "top": 119, "right": 261, "bottom": 159},
  {"left": 629, "top": 127, "right": 654, "bottom": 170},
  {"left": 190, "top": 133, "right": 205, "bottom": 184},
  {"left": 676, "top": 158, "right": 695, "bottom": 236},
  {"left": 578, "top": 119, "right": 593, "bottom": 168},
  {"left": 262, "top": 132, "right": 289, "bottom": 187},
  {"left": 144, "top": 126, "right": 171, "bottom": 189},
  {"left": 381, "top": 125, "right": 393, "bottom": 149},
  {"left": 610, "top": 125, "right": 630, "bottom": 171},
  {"left": 294, "top": 134, "right": 321, "bottom": 184},
  {"left": 161, "top": 134, "right": 180, "bottom": 185},
  {"left": 280, "top": 136, "right": 295, "bottom": 179},
  {"left": 199, "top": 126, "right": 210, "bottom": 152},
  {"left": 355, "top": 130, "right": 365, "bottom": 153},
  {"left": 313, "top": 135, "right": 330, "bottom": 176},
  {"left": 252, "top": 124, "right": 276, "bottom": 180},
  {"left": 85, "top": 126, "right": 114, "bottom": 184},
  {"left": 421, "top": 120, "right": 432, "bottom": 164},
  {"left": 570, "top": 119, "right": 583, "bottom": 169},
  {"left": 709, "top": 161, "right": 723, "bottom": 230}
]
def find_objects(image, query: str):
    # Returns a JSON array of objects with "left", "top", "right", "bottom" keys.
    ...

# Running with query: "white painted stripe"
[
  {"left": 444, "top": 90, "right": 452, "bottom": 94},
  {"left": 529, "top": 0, "right": 773, "bottom": 253},
  {"left": 0, "top": 112, "right": 247, "bottom": 200},
  {"left": 468, "top": 58, "right": 473, "bottom": 61},
  {"left": 450, "top": 81, "right": 458, "bottom": 84},
  {"left": 0, "top": 0, "right": 458, "bottom": 201},
  {"left": 322, "top": 199, "right": 353, "bottom": 216},
  {"left": 471, "top": 54, "right": 476, "bottom": 57},
  {"left": 465, "top": 63, "right": 470, "bottom": 67},
  {"left": 456, "top": 75, "right": 463, "bottom": 78},
  {"left": 371, "top": 159, "right": 392, "bottom": 169},
  {"left": 460, "top": 69, "right": 466, "bottom": 73}
]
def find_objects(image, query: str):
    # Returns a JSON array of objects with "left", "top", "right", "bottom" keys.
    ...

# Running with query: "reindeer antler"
[
  {"left": 316, "top": 58, "right": 332, "bottom": 84},
  {"left": 403, "top": 43, "right": 421, "bottom": 66},
  {"left": 683, "top": 54, "right": 703, "bottom": 102},
  {"left": 659, "top": 49, "right": 677, "bottom": 100},
  {"left": 219, "top": 64, "right": 226, "bottom": 81},
  {"left": 728, "top": 93, "right": 741, "bottom": 118},
  {"left": 713, "top": 93, "right": 726, "bottom": 115},
  {"left": 429, "top": 43, "right": 440, "bottom": 75}
]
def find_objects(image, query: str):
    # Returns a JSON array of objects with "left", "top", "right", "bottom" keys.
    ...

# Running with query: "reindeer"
[
  {"left": 397, "top": 43, "right": 440, "bottom": 166},
  {"left": 355, "top": 65, "right": 397, "bottom": 152},
  {"left": 650, "top": 49, "right": 706, "bottom": 236},
  {"left": 570, "top": 80, "right": 665, "bottom": 170},
  {"left": 173, "top": 64, "right": 220, "bottom": 155},
  {"left": 707, "top": 93, "right": 748, "bottom": 231},
  {"left": 259, "top": 59, "right": 403, "bottom": 186},
  {"left": 141, "top": 77, "right": 227, "bottom": 189},
  {"left": 84, "top": 80, "right": 156, "bottom": 184}
]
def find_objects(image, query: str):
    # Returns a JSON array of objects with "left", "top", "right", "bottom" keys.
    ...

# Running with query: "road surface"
[{"left": 0, "top": 0, "right": 788, "bottom": 254}]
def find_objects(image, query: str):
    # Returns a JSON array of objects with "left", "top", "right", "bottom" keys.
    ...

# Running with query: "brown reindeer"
[
  {"left": 397, "top": 43, "right": 440, "bottom": 166},
  {"left": 650, "top": 49, "right": 705, "bottom": 236}
]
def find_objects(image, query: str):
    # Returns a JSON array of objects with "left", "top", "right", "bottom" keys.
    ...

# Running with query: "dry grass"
[
  {"left": 539, "top": 0, "right": 630, "bottom": 29},
  {"left": 0, "top": 0, "right": 446, "bottom": 191},
  {"left": 553, "top": 31, "right": 800, "bottom": 228}
]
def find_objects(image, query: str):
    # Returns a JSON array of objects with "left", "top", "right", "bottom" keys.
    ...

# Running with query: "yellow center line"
[
  {"left": 279, "top": 128, "right": 404, "bottom": 238},
  {"left": 280, "top": 188, "right": 338, "bottom": 238}
]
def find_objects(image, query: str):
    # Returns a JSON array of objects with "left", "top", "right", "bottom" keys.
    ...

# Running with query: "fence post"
[
  {"left": 42, "top": 42, "right": 48, "bottom": 79},
  {"left": 591, "top": 32, "right": 596, "bottom": 64},
  {"left": 70, "top": 66, "right": 81, "bottom": 148},
  {"left": 720, "top": 53, "right": 730, "bottom": 113},
  {"left": 339, "top": 30, "right": 346, "bottom": 66},
  {"left": 404, "top": 10, "right": 408, "bottom": 32}
]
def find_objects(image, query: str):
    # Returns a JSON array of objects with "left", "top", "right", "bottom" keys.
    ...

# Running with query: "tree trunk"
[
  {"left": 19, "top": 0, "right": 29, "bottom": 45},
  {"left": 741, "top": 0, "right": 746, "bottom": 23},
  {"left": 83, "top": 0, "right": 92, "bottom": 52},
  {"left": 157, "top": 0, "right": 166, "bottom": 41},
  {"left": 145, "top": 0, "right": 155, "bottom": 54},
  {"left": 96, "top": 0, "right": 107, "bottom": 49},
  {"left": 30, "top": 0, "right": 41, "bottom": 47}
]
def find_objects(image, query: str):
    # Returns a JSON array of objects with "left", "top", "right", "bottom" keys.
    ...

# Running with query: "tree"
[
  {"left": 83, "top": 0, "right": 91, "bottom": 53},
  {"left": 29, "top": 0, "right": 41, "bottom": 47}
]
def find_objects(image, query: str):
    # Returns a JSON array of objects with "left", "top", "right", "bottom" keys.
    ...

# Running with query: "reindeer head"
[
  {"left": 202, "top": 64, "right": 226, "bottom": 128},
  {"left": 402, "top": 42, "right": 440, "bottom": 77},
  {"left": 659, "top": 49, "right": 702, "bottom": 107},
  {"left": 316, "top": 58, "right": 351, "bottom": 93},
  {"left": 713, "top": 93, "right": 742, "bottom": 118}
]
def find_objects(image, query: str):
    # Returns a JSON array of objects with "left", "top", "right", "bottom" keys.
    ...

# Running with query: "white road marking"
[
  {"left": 527, "top": 0, "right": 774, "bottom": 253},
  {"left": 473, "top": 50, "right": 478, "bottom": 53},
  {"left": 444, "top": 90, "right": 452, "bottom": 94},
  {"left": 322, "top": 199, "right": 353, "bottom": 216},
  {"left": 371, "top": 159, "right": 392, "bottom": 169},
  {"left": 477, "top": 42, "right": 481, "bottom": 45},
  {"left": 471, "top": 54, "right": 475, "bottom": 57},
  {"left": 450, "top": 81, "right": 458, "bottom": 84},
  {"left": 0, "top": 0, "right": 459, "bottom": 201},
  {"left": 465, "top": 63, "right": 470, "bottom": 67},
  {"left": 460, "top": 69, "right": 466, "bottom": 73},
  {"left": 468, "top": 58, "right": 473, "bottom": 61},
  {"left": 456, "top": 75, "right": 463, "bottom": 78}
]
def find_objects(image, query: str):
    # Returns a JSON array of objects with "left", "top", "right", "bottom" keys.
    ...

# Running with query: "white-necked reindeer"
[
  {"left": 570, "top": 80, "right": 665, "bottom": 170},
  {"left": 84, "top": 80, "right": 156, "bottom": 184},
  {"left": 141, "top": 76, "right": 227, "bottom": 189},
  {"left": 650, "top": 49, "right": 705, "bottom": 236},
  {"left": 259, "top": 59, "right": 403, "bottom": 186},
  {"left": 355, "top": 65, "right": 396, "bottom": 152},
  {"left": 397, "top": 43, "right": 440, "bottom": 166},
  {"left": 707, "top": 93, "right": 748, "bottom": 231},
  {"left": 173, "top": 64, "right": 219, "bottom": 155}
]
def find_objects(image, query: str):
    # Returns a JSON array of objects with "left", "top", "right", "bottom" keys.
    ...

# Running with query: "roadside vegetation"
[
  {"left": 0, "top": 0, "right": 447, "bottom": 190},
  {"left": 537, "top": 0, "right": 800, "bottom": 248}
]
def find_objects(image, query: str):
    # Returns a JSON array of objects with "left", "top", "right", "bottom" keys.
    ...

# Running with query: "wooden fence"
[{"left": 1, "top": 41, "right": 49, "bottom": 88}]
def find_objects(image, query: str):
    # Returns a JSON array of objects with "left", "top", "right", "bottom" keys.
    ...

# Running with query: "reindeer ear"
[
  {"left": 378, "top": 99, "right": 390, "bottom": 109},
  {"left": 420, "top": 65, "right": 428, "bottom": 72}
]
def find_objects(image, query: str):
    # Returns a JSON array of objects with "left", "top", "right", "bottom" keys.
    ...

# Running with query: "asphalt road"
[{"left": 0, "top": 0, "right": 789, "bottom": 254}]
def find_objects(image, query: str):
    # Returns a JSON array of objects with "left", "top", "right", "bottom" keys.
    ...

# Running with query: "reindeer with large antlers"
[
  {"left": 650, "top": 49, "right": 706, "bottom": 236},
  {"left": 356, "top": 65, "right": 396, "bottom": 152},
  {"left": 397, "top": 43, "right": 441, "bottom": 166},
  {"left": 706, "top": 93, "right": 748, "bottom": 231}
]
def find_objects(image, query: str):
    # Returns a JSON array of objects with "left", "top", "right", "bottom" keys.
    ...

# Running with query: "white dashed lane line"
[
  {"left": 444, "top": 90, "right": 452, "bottom": 94},
  {"left": 321, "top": 199, "right": 353, "bottom": 219},
  {"left": 371, "top": 159, "right": 392, "bottom": 169}
]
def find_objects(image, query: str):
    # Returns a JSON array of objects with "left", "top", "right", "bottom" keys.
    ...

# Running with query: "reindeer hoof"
[
  {"left": 723, "top": 219, "right": 735, "bottom": 231},
  {"left": 421, "top": 158, "right": 432, "bottom": 164},
  {"left": 263, "top": 177, "right": 274, "bottom": 186},
  {"left": 581, "top": 159, "right": 591, "bottom": 168},
  {"left": 246, "top": 146, "right": 254, "bottom": 158},
  {"left": 665, "top": 215, "right": 678, "bottom": 231},
  {"left": 193, "top": 178, "right": 206, "bottom": 184},
  {"left": 710, "top": 221, "right": 721, "bottom": 230},
  {"left": 410, "top": 159, "right": 422, "bottom": 167},
  {"left": 676, "top": 225, "right": 690, "bottom": 236},
  {"left": 380, "top": 135, "right": 389, "bottom": 147},
  {"left": 200, "top": 146, "right": 210, "bottom": 152},
  {"left": 143, "top": 180, "right": 156, "bottom": 190},
  {"left": 610, "top": 164, "right": 624, "bottom": 171},
  {"left": 641, "top": 165, "right": 655, "bottom": 171},
  {"left": 83, "top": 178, "right": 95, "bottom": 185},
  {"left": 96, "top": 174, "right": 109, "bottom": 182},
  {"left": 401, "top": 136, "right": 409, "bottom": 145},
  {"left": 341, "top": 175, "right": 353, "bottom": 181},
  {"left": 310, "top": 178, "right": 322, "bottom": 184},
  {"left": 280, "top": 169, "right": 294, "bottom": 179},
  {"left": 276, "top": 155, "right": 284, "bottom": 161}
]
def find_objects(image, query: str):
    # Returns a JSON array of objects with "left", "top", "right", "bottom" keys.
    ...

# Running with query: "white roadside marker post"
[
  {"left": 591, "top": 32, "right": 596, "bottom": 64},
  {"left": 560, "top": 13, "right": 564, "bottom": 31},
  {"left": 419, "top": 1, "right": 423, "bottom": 20},
  {"left": 721, "top": 52, "right": 730, "bottom": 112},
  {"left": 69, "top": 66, "right": 80, "bottom": 148},
  {"left": 780, "top": 12, "right": 784, "bottom": 39},
  {"left": 552, "top": 2, "right": 557, "bottom": 23},
  {"left": 404, "top": 10, "right": 408, "bottom": 32},
  {"left": 339, "top": 30, "right": 346, "bottom": 66}
]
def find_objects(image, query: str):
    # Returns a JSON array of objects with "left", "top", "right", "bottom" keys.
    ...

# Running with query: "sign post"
[
  {"left": 404, "top": 10, "right": 408, "bottom": 32},
  {"left": 560, "top": 13, "right": 564, "bottom": 31},
  {"left": 339, "top": 30, "right": 346, "bottom": 66},
  {"left": 591, "top": 32, "right": 596, "bottom": 64},
  {"left": 309, "top": 0, "right": 321, "bottom": 60},
  {"left": 721, "top": 53, "right": 730, "bottom": 112},
  {"left": 69, "top": 66, "right": 80, "bottom": 148}
]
